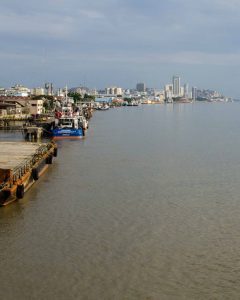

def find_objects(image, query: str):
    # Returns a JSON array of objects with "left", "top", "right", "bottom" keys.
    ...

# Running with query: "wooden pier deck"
[
  {"left": 0, "top": 141, "right": 57, "bottom": 206},
  {"left": 0, "top": 142, "right": 42, "bottom": 170}
]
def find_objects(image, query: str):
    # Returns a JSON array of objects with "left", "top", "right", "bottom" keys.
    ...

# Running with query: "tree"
[
  {"left": 68, "top": 92, "right": 82, "bottom": 103},
  {"left": 43, "top": 98, "right": 54, "bottom": 111},
  {"left": 83, "top": 94, "right": 95, "bottom": 101}
]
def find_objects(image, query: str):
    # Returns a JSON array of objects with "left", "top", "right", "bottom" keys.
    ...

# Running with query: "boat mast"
[{"left": 65, "top": 85, "right": 68, "bottom": 104}]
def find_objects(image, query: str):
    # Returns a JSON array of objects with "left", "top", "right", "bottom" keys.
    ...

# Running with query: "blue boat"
[
  {"left": 51, "top": 87, "right": 85, "bottom": 139},
  {"left": 52, "top": 115, "right": 84, "bottom": 140}
]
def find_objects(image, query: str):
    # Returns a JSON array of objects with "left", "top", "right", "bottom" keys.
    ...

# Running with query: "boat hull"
[{"left": 52, "top": 128, "right": 83, "bottom": 139}]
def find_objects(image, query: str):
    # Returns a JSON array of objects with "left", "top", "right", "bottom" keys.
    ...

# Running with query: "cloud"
[
  {"left": 51, "top": 50, "right": 240, "bottom": 67},
  {"left": 0, "top": 0, "right": 240, "bottom": 96},
  {"left": 78, "top": 9, "right": 104, "bottom": 19}
]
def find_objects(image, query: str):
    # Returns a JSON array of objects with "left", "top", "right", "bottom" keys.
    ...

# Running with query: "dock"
[
  {"left": 23, "top": 126, "right": 43, "bottom": 140},
  {"left": 0, "top": 141, "right": 57, "bottom": 206}
]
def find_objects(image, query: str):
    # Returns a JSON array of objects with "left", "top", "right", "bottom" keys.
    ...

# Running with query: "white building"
[
  {"left": 31, "top": 87, "right": 45, "bottom": 96},
  {"left": 29, "top": 99, "right": 44, "bottom": 115},
  {"left": 184, "top": 83, "right": 189, "bottom": 98},
  {"left": 0, "top": 97, "right": 43, "bottom": 115},
  {"left": 105, "top": 87, "right": 123, "bottom": 95},
  {"left": 164, "top": 84, "right": 173, "bottom": 100},
  {"left": 6, "top": 84, "right": 30, "bottom": 97},
  {"left": 0, "top": 88, "right": 6, "bottom": 96},
  {"left": 180, "top": 87, "right": 184, "bottom": 97}
]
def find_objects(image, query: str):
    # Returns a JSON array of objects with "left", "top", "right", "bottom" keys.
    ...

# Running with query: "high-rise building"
[
  {"left": 164, "top": 84, "right": 173, "bottom": 100},
  {"left": 136, "top": 83, "right": 146, "bottom": 92},
  {"left": 192, "top": 87, "right": 197, "bottom": 100},
  {"left": 172, "top": 76, "right": 180, "bottom": 97},
  {"left": 45, "top": 83, "right": 53, "bottom": 96},
  {"left": 184, "top": 83, "right": 189, "bottom": 98},
  {"left": 31, "top": 87, "right": 45, "bottom": 96},
  {"left": 164, "top": 84, "right": 173, "bottom": 92},
  {"left": 105, "top": 87, "right": 122, "bottom": 95}
]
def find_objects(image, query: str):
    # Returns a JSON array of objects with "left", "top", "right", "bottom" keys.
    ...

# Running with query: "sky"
[{"left": 1, "top": 0, "right": 240, "bottom": 97}]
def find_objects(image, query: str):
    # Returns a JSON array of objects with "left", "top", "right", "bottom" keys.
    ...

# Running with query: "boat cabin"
[{"left": 55, "top": 117, "right": 80, "bottom": 129}]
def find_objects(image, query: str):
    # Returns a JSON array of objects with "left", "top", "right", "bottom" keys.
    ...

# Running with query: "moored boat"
[
  {"left": 51, "top": 86, "right": 85, "bottom": 139},
  {"left": 96, "top": 104, "right": 110, "bottom": 110},
  {"left": 52, "top": 115, "right": 84, "bottom": 139}
]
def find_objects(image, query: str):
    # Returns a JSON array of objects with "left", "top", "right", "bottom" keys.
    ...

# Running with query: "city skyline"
[
  {"left": 1, "top": 1, "right": 240, "bottom": 97},
  {"left": 0, "top": 78, "right": 230, "bottom": 102},
  {"left": 0, "top": 76, "right": 231, "bottom": 100}
]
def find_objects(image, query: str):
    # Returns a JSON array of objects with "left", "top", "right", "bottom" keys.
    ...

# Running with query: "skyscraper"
[
  {"left": 184, "top": 83, "right": 189, "bottom": 98},
  {"left": 172, "top": 76, "right": 180, "bottom": 97},
  {"left": 192, "top": 87, "right": 197, "bottom": 100},
  {"left": 136, "top": 83, "right": 146, "bottom": 92}
]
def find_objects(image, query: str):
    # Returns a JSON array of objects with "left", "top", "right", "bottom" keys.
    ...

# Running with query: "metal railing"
[{"left": 0, "top": 142, "right": 55, "bottom": 190}]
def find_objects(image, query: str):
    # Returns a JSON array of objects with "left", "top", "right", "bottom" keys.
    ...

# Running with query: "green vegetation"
[
  {"left": 68, "top": 92, "right": 82, "bottom": 103},
  {"left": 83, "top": 94, "right": 95, "bottom": 101},
  {"left": 67, "top": 92, "right": 95, "bottom": 103},
  {"left": 43, "top": 98, "right": 54, "bottom": 111}
]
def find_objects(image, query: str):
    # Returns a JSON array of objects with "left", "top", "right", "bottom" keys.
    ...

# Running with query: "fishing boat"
[
  {"left": 51, "top": 87, "right": 84, "bottom": 139},
  {"left": 52, "top": 114, "right": 84, "bottom": 139}
]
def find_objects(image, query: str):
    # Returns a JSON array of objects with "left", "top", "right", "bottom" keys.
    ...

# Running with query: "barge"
[{"left": 0, "top": 141, "right": 57, "bottom": 206}]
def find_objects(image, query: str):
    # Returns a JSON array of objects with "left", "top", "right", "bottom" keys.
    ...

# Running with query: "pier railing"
[
  {"left": 0, "top": 142, "right": 56, "bottom": 190},
  {"left": 0, "top": 114, "right": 31, "bottom": 121},
  {"left": 12, "top": 143, "right": 55, "bottom": 182}
]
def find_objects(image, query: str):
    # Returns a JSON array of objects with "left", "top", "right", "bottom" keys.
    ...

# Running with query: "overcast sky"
[{"left": 1, "top": 0, "right": 240, "bottom": 96}]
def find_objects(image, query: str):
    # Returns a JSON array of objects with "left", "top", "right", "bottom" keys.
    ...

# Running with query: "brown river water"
[{"left": 1, "top": 103, "right": 240, "bottom": 299}]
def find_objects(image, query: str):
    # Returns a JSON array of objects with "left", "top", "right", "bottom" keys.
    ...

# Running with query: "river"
[{"left": 1, "top": 103, "right": 240, "bottom": 299}]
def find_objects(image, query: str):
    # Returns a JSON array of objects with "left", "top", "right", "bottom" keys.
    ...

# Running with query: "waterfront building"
[
  {"left": 6, "top": 84, "right": 30, "bottom": 97},
  {"left": 184, "top": 83, "right": 189, "bottom": 98},
  {"left": 180, "top": 87, "right": 184, "bottom": 97},
  {"left": 115, "top": 87, "right": 122, "bottom": 95},
  {"left": 69, "top": 86, "right": 91, "bottom": 97},
  {"left": 172, "top": 76, "right": 180, "bottom": 97},
  {"left": 124, "top": 89, "right": 130, "bottom": 95},
  {"left": 31, "top": 87, "right": 45, "bottom": 96},
  {"left": 192, "top": 87, "right": 197, "bottom": 100},
  {"left": 0, "top": 99, "right": 24, "bottom": 115},
  {"left": 164, "top": 84, "right": 173, "bottom": 92},
  {"left": 0, "top": 88, "right": 6, "bottom": 96},
  {"left": 154, "top": 89, "right": 164, "bottom": 97},
  {"left": 57, "top": 88, "right": 65, "bottom": 97},
  {"left": 29, "top": 99, "right": 44, "bottom": 115},
  {"left": 164, "top": 84, "right": 173, "bottom": 100},
  {"left": 45, "top": 83, "right": 54, "bottom": 96},
  {"left": 136, "top": 83, "right": 146, "bottom": 92},
  {"left": 0, "top": 97, "right": 43, "bottom": 115},
  {"left": 90, "top": 89, "right": 98, "bottom": 96},
  {"left": 156, "top": 93, "right": 165, "bottom": 102},
  {"left": 165, "top": 90, "right": 173, "bottom": 101},
  {"left": 105, "top": 87, "right": 123, "bottom": 95}
]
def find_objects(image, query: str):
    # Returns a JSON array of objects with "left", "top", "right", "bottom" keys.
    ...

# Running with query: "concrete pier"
[{"left": 23, "top": 126, "right": 43, "bottom": 140}]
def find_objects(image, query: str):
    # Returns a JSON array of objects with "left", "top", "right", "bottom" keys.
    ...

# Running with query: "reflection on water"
[{"left": 1, "top": 103, "right": 240, "bottom": 299}]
